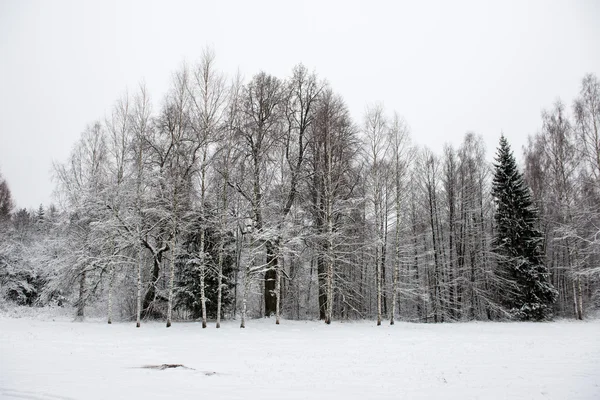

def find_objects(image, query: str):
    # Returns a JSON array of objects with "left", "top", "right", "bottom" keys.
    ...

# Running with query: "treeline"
[{"left": 0, "top": 50, "right": 598, "bottom": 325}]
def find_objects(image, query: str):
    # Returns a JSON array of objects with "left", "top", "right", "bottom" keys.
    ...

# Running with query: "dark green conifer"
[{"left": 492, "top": 135, "right": 557, "bottom": 320}]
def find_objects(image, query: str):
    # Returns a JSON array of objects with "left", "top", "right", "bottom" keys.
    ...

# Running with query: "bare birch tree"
[
  {"left": 389, "top": 114, "right": 411, "bottom": 325},
  {"left": 363, "top": 104, "right": 391, "bottom": 325},
  {"left": 188, "top": 48, "right": 228, "bottom": 328}
]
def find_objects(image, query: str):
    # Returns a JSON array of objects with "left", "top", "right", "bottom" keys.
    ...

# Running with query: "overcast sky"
[{"left": 0, "top": 0, "right": 598, "bottom": 210}]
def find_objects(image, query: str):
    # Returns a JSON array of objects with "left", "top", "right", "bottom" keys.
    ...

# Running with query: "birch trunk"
[
  {"left": 324, "top": 187, "right": 334, "bottom": 324},
  {"left": 572, "top": 277, "right": 579, "bottom": 319},
  {"left": 133, "top": 85, "right": 148, "bottom": 328},
  {"left": 325, "top": 254, "right": 333, "bottom": 324},
  {"left": 391, "top": 178, "right": 401, "bottom": 325},
  {"left": 376, "top": 248, "right": 382, "bottom": 326},
  {"left": 200, "top": 147, "right": 208, "bottom": 328},
  {"left": 166, "top": 169, "right": 179, "bottom": 328},
  {"left": 216, "top": 158, "right": 230, "bottom": 328},
  {"left": 275, "top": 260, "right": 281, "bottom": 324},
  {"left": 391, "top": 118, "right": 409, "bottom": 325},
  {"left": 391, "top": 255, "right": 398, "bottom": 325},
  {"left": 200, "top": 251, "right": 207, "bottom": 328},
  {"left": 426, "top": 155, "right": 442, "bottom": 323},
  {"left": 240, "top": 280, "right": 248, "bottom": 328},
  {"left": 445, "top": 148, "right": 456, "bottom": 320},
  {"left": 136, "top": 245, "right": 142, "bottom": 328},
  {"left": 166, "top": 235, "right": 176, "bottom": 328},
  {"left": 381, "top": 194, "right": 390, "bottom": 317},
  {"left": 240, "top": 255, "right": 251, "bottom": 329},
  {"left": 375, "top": 190, "right": 382, "bottom": 326},
  {"left": 577, "top": 276, "right": 583, "bottom": 320},
  {"left": 216, "top": 247, "right": 223, "bottom": 328},
  {"left": 324, "top": 121, "right": 334, "bottom": 325}
]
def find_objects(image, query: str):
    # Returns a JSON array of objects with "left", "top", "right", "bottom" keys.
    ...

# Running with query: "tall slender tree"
[{"left": 492, "top": 135, "right": 557, "bottom": 320}]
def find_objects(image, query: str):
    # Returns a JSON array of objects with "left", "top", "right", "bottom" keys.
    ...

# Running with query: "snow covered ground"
[{"left": 1, "top": 313, "right": 599, "bottom": 400}]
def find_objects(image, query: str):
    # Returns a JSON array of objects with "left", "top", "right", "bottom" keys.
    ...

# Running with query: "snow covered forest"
[{"left": 1, "top": 51, "right": 599, "bottom": 326}]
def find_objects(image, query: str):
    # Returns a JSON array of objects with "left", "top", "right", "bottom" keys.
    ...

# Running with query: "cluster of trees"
[
  {"left": 523, "top": 75, "right": 600, "bottom": 319},
  {"left": 0, "top": 51, "right": 597, "bottom": 325}
]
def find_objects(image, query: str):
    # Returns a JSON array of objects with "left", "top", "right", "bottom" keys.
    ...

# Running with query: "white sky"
[{"left": 1, "top": 0, "right": 599, "bottom": 210}]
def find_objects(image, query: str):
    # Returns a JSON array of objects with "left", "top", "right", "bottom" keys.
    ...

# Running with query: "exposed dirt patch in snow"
[{"left": 140, "top": 364, "right": 194, "bottom": 370}]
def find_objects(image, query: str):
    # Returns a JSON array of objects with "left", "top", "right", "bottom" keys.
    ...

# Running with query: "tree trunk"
[
  {"left": 142, "top": 252, "right": 162, "bottom": 319},
  {"left": 76, "top": 270, "right": 86, "bottom": 320},
  {"left": 200, "top": 264, "right": 207, "bottom": 328},
  {"left": 233, "top": 226, "right": 243, "bottom": 319},
  {"left": 216, "top": 163, "right": 230, "bottom": 328},
  {"left": 107, "top": 266, "right": 114, "bottom": 324},
  {"left": 325, "top": 256, "right": 333, "bottom": 324},
  {"left": 264, "top": 242, "right": 278, "bottom": 317},
  {"left": 572, "top": 272, "right": 584, "bottom": 320},
  {"left": 376, "top": 246, "right": 382, "bottom": 326},
  {"left": 577, "top": 276, "right": 583, "bottom": 320},
  {"left": 166, "top": 236, "right": 176, "bottom": 328},
  {"left": 216, "top": 246, "right": 224, "bottom": 328},
  {"left": 411, "top": 200, "right": 422, "bottom": 321},
  {"left": 375, "top": 191, "right": 382, "bottom": 326},
  {"left": 391, "top": 172, "right": 401, "bottom": 325},
  {"left": 136, "top": 246, "right": 142, "bottom": 327},
  {"left": 391, "top": 249, "right": 399, "bottom": 325},
  {"left": 381, "top": 199, "right": 389, "bottom": 317},
  {"left": 240, "top": 256, "right": 251, "bottom": 329},
  {"left": 275, "top": 259, "right": 281, "bottom": 324},
  {"left": 447, "top": 201, "right": 456, "bottom": 320},
  {"left": 317, "top": 255, "right": 326, "bottom": 319},
  {"left": 324, "top": 195, "right": 334, "bottom": 324},
  {"left": 427, "top": 168, "right": 441, "bottom": 323},
  {"left": 198, "top": 226, "right": 207, "bottom": 328}
]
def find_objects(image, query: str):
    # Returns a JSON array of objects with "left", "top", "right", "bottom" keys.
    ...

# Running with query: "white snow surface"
[{"left": 1, "top": 313, "right": 599, "bottom": 400}]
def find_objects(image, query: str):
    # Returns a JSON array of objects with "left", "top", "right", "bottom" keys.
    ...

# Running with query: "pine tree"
[
  {"left": 36, "top": 205, "right": 45, "bottom": 231},
  {"left": 0, "top": 173, "right": 14, "bottom": 222},
  {"left": 492, "top": 135, "right": 557, "bottom": 320}
]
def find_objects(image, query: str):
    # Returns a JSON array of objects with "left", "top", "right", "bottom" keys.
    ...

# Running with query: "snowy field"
[{"left": 1, "top": 313, "right": 599, "bottom": 400}]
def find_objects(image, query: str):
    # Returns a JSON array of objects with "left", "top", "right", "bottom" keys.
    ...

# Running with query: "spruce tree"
[
  {"left": 36, "top": 204, "right": 45, "bottom": 222},
  {"left": 492, "top": 135, "right": 557, "bottom": 320}
]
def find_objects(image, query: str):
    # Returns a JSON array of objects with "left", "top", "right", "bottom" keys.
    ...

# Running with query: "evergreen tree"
[
  {"left": 35, "top": 204, "right": 45, "bottom": 232},
  {"left": 0, "top": 173, "right": 14, "bottom": 222},
  {"left": 176, "top": 217, "right": 236, "bottom": 320},
  {"left": 492, "top": 135, "right": 557, "bottom": 320},
  {"left": 36, "top": 204, "right": 45, "bottom": 223}
]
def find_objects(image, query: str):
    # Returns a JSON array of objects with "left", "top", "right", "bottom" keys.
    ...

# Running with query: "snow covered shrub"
[{"left": 0, "top": 240, "right": 40, "bottom": 305}]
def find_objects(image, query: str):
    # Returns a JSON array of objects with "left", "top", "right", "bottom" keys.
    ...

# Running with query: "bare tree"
[
  {"left": 308, "top": 90, "right": 360, "bottom": 324},
  {"left": 525, "top": 101, "right": 583, "bottom": 318},
  {"left": 271, "top": 64, "right": 322, "bottom": 323},
  {"left": 235, "top": 72, "right": 283, "bottom": 318},
  {"left": 442, "top": 144, "right": 459, "bottom": 319},
  {"left": 456, "top": 133, "right": 490, "bottom": 320},
  {"left": 389, "top": 114, "right": 411, "bottom": 325},
  {"left": 188, "top": 48, "right": 228, "bottom": 328},
  {"left": 363, "top": 104, "right": 391, "bottom": 325},
  {"left": 132, "top": 84, "right": 152, "bottom": 327},
  {"left": 421, "top": 148, "right": 443, "bottom": 322},
  {"left": 54, "top": 122, "right": 108, "bottom": 320},
  {"left": 104, "top": 93, "right": 132, "bottom": 325},
  {"left": 158, "top": 65, "right": 201, "bottom": 328},
  {"left": 574, "top": 74, "right": 600, "bottom": 183}
]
